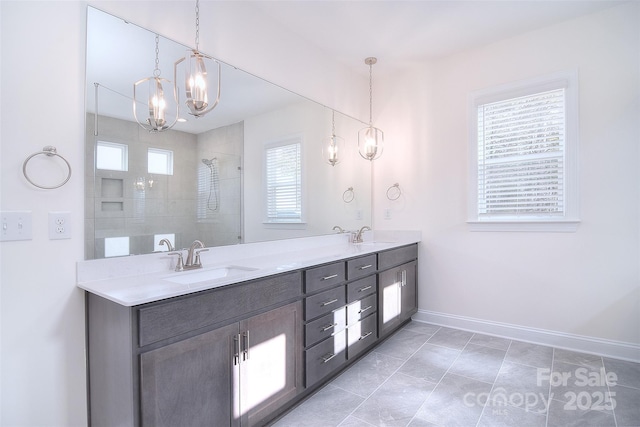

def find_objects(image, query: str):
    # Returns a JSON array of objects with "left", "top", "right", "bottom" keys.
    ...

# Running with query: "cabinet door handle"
[
  {"left": 321, "top": 298, "right": 338, "bottom": 307},
  {"left": 233, "top": 334, "right": 241, "bottom": 366},
  {"left": 242, "top": 331, "right": 250, "bottom": 361},
  {"left": 358, "top": 264, "right": 373, "bottom": 270},
  {"left": 359, "top": 331, "right": 373, "bottom": 341},
  {"left": 321, "top": 353, "right": 336, "bottom": 363},
  {"left": 401, "top": 270, "right": 407, "bottom": 287},
  {"left": 322, "top": 274, "right": 338, "bottom": 281},
  {"left": 358, "top": 285, "right": 372, "bottom": 292},
  {"left": 322, "top": 323, "right": 337, "bottom": 332},
  {"left": 358, "top": 305, "right": 372, "bottom": 314}
]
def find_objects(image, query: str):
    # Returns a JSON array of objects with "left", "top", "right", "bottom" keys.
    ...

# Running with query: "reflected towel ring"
[
  {"left": 343, "top": 187, "right": 355, "bottom": 203},
  {"left": 22, "top": 146, "right": 72, "bottom": 190},
  {"left": 386, "top": 183, "right": 401, "bottom": 201}
]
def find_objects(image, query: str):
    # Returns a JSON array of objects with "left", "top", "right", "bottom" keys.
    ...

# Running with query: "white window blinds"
[
  {"left": 265, "top": 140, "right": 302, "bottom": 223},
  {"left": 477, "top": 88, "right": 566, "bottom": 219}
]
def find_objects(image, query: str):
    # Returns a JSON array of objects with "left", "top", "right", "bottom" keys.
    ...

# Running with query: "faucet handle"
[
  {"left": 168, "top": 251, "right": 185, "bottom": 271},
  {"left": 194, "top": 248, "right": 209, "bottom": 266}
]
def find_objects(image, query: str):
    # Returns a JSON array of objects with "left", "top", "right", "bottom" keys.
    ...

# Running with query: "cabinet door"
[
  {"left": 239, "top": 301, "right": 303, "bottom": 427},
  {"left": 140, "top": 322, "right": 239, "bottom": 427},
  {"left": 378, "top": 261, "right": 417, "bottom": 337}
]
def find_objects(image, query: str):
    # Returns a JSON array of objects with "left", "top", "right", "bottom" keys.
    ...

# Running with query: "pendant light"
[
  {"left": 323, "top": 110, "right": 346, "bottom": 166},
  {"left": 133, "top": 34, "right": 178, "bottom": 132},
  {"left": 174, "top": 0, "right": 220, "bottom": 118},
  {"left": 358, "top": 57, "right": 384, "bottom": 161}
]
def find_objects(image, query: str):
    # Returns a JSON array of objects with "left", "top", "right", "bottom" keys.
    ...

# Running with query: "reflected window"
[
  {"left": 264, "top": 138, "right": 302, "bottom": 223},
  {"left": 148, "top": 148, "right": 173, "bottom": 175},
  {"left": 96, "top": 141, "right": 128, "bottom": 171},
  {"left": 104, "top": 236, "right": 129, "bottom": 257}
]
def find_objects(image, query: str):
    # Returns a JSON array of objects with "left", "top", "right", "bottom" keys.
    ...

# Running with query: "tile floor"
[{"left": 272, "top": 321, "right": 640, "bottom": 427}]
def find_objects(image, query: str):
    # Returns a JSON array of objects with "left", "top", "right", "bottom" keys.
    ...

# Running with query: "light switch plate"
[{"left": 0, "top": 211, "right": 33, "bottom": 241}]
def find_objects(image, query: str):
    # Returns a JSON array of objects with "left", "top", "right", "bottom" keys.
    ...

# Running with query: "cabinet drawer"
[
  {"left": 347, "top": 293, "right": 377, "bottom": 326},
  {"left": 305, "top": 307, "right": 346, "bottom": 348},
  {"left": 304, "top": 285, "right": 346, "bottom": 321},
  {"left": 346, "top": 254, "right": 377, "bottom": 280},
  {"left": 138, "top": 271, "right": 302, "bottom": 347},
  {"left": 347, "top": 314, "right": 377, "bottom": 359},
  {"left": 378, "top": 244, "right": 418, "bottom": 270},
  {"left": 346, "top": 275, "right": 376, "bottom": 303},
  {"left": 305, "top": 329, "right": 346, "bottom": 387},
  {"left": 304, "top": 261, "right": 345, "bottom": 294}
]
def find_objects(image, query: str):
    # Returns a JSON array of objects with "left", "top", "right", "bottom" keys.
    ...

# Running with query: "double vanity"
[{"left": 78, "top": 231, "right": 420, "bottom": 426}]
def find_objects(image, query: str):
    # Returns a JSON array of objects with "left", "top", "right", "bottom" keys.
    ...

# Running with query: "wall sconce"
[
  {"left": 174, "top": 0, "right": 220, "bottom": 118},
  {"left": 323, "top": 110, "right": 345, "bottom": 166},
  {"left": 133, "top": 34, "right": 178, "bottom": 132},
  {"left": 358, "top": 57, "right": 384, "bottom": 161}
]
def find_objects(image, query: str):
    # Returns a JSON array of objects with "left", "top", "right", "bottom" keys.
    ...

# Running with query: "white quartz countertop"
[{"left": 77, "top": 230, "right": 421, "bottom": 307}]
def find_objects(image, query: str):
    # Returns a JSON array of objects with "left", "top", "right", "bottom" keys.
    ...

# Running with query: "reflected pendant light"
[
  {"left": 358, "top": 57, "right": 384, "bottom": 161},
  {"left": 133, "top": 34, "right": 178, "bottom": 132},
  {"left": 323, "top": 110, "right": 346, "bottom": 166},
  {"left": 174, "top": 0, "right": 220, "bottom": 118}
]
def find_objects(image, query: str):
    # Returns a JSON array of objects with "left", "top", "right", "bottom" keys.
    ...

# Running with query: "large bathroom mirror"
[{"left": 85, "top": 6, "right": 371, "bottom": 259}]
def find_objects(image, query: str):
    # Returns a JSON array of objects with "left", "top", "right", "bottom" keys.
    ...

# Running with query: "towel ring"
[
  {"left": 22, "top": 146, "right": 72, "bottom": 190},
  {"left": 342, "top": 187, "right": 355, "bottom": 203},
  {"left": 386, "top": 183, "right": 401, "bottom": 201}
]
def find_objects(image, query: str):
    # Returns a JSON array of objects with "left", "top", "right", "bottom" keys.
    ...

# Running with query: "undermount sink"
[{"left": 163, "top": 265, "right": 258, "bottom": 285}]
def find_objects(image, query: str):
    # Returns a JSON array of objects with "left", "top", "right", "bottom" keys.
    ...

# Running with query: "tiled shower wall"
[{"left": 85, "top": 114, "right": 243, "bottom": 259}]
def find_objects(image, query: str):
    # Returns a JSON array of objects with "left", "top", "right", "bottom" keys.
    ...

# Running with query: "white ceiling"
[{"left": 249, "top": 0, "right": 625, "bottom": 74}]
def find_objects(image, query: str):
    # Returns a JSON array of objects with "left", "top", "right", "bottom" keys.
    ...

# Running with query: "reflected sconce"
[
  {"left": 358, "top": 57, "right": 384, "bottom": 161},
  {"left": 133, "top": 34, "right": 178, "bottom": 132},
  {"left": 174, "top": 0, "right": 220, "bottom": 118},
  {"left": 323, "top": 110, "right": 345, "bottom": 166}
]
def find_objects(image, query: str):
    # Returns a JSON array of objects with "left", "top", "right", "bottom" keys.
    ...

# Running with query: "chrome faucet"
[
  {"left": 332, "top": 225, "right": 345, "bottom": 233},
  {"left": 159, "top": 238, "right": 174, "bottom": 252},
  {"left": 353, "top": 226, "right": 371, "bottom": 244},
  {"left": 168, "top": 240, "right": 208, "bottom": 272}
]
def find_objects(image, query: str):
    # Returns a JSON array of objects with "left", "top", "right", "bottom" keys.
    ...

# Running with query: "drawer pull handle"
[
  {"left": 233, "top": 334, "right": 241, "bottom": 366},
  {"left": 322, "top": 323, "right": 337, "bottom": 332},
  {"left": 358, "top": 285, "right": 373, "bottom": 292},
  {"left": 358, "top": 305, "right": 372, "bottom": 314},
  {"left": 359, "top": 331, "right": 373, "bottom": 341},
  {"left": 321, "top": 353, "right": 336, "bottom": 363},
  {"left": 358, "top": 264, "right": 373, "bottom": 270},
  {"left": 322, "top": 274, "right": 338, "bottom": 281},
  {"left": 242, "top": 331, "right": 250, "bottom": 361},
  {"left": 321, "top": 298, "right": 338, "bottom": 307}
]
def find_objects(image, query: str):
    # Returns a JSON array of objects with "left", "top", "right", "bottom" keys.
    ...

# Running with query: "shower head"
[{"left": 202, "top": 158, "right": 215, "bottom": 166}]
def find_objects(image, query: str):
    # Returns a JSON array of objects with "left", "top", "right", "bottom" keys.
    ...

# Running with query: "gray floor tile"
[
  {"left": 469, "top": 333, "right": 512, "bottom": 351},
  {"left": 549, "top": 360, "right": 612, "bottom": 412},
  {"left": 352, "top": 372, "right": 436, "bottom": 427},
  {"left": 491, "top": 361, "right": 551, "bottom": 414},
  {"left": 505, "top": 340, "right": 553, "bottom": 369},
  {"left": 273, "top": 384, "right": 364, "bottom": 427},
  {"left": 426, "top": 327, "right": 473, "bottom": 350},
  {"left": 448, "top": 343, "right": 506, "bottom": 383},
  {"left": 610, "top": 384, "right": 640, "bottom": 427},
  {"left": 547, "top": 397, "right": 616, "bottom": 427},
  {"left": 477, "top": 403, "right": 547, "bottom": 427},
  {"left": 407, "top": 418, "right": 438, "bottom": 426},
  {"left": 553, "top": 348, "right": 604, "bottom": 369},
  {"left": 604, "top": 357, "right": 640, "bottom": 390},
  {"left": 338, "top": 416, "right": 376, "bottom": 426},
  {"left": 402, "top": 321, "right": 440, "bottom": 336},
  {"left": 374, "top": 329, "right": 431, "bottom": 361},
  {"left": 331, "top": 351, "right": 405, "bottom": 398},
  {"left": 414, "top": 372, "right": 492, "bottom": 427},
  {"left": 399, "top": 343, "right": 461, "bottom": 383}
]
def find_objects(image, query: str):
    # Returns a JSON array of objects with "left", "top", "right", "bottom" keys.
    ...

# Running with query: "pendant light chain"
[
  {"left": 332, "top": 110, "right": 336, "bottom": 136},
  {"left": 195, "top": 0, "right": 200, "bottom": 51},
  {"left": 153, "top": 34, "right": 160, "bottom": 77}
]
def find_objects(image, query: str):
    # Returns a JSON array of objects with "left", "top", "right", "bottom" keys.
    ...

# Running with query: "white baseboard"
[{"left": 413, "top": 309, "right": 640, "bottom": 363}]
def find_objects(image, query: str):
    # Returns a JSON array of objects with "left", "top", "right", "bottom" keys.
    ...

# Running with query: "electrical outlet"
[{"left": 49, "top": 211, "right": 71, "bottom": 240}]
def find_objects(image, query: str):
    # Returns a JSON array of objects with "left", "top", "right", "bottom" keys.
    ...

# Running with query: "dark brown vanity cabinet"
[
  {"left": 87, "top": 272, "right": 303, "bottom": 427},
  {"left": 377, "top": 245, "right": 419, "bottom": 338}
]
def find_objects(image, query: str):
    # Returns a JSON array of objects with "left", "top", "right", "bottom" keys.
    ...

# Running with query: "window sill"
[
  {"left": 467, "top": 220, "right": 580, "bottom": 233},
  {"left": 262, "top": 222, "right": 307, "bottom": 230}
]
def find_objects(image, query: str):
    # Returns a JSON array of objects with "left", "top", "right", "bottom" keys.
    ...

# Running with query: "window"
[
  {"left": 265, "top": 138, "right": 303, "bottom": 223},
  {"left": 469, "top": 71, "right": 579, "bottom": 232},
  {"left": 96, "top": 141, "right": 128, "bottom": 171},
  {"left": 104, "top": 236, "right": 129, "bottom": 257},
  {"left": 148, "top": 148, "right": 173, "bottom": 175}
]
